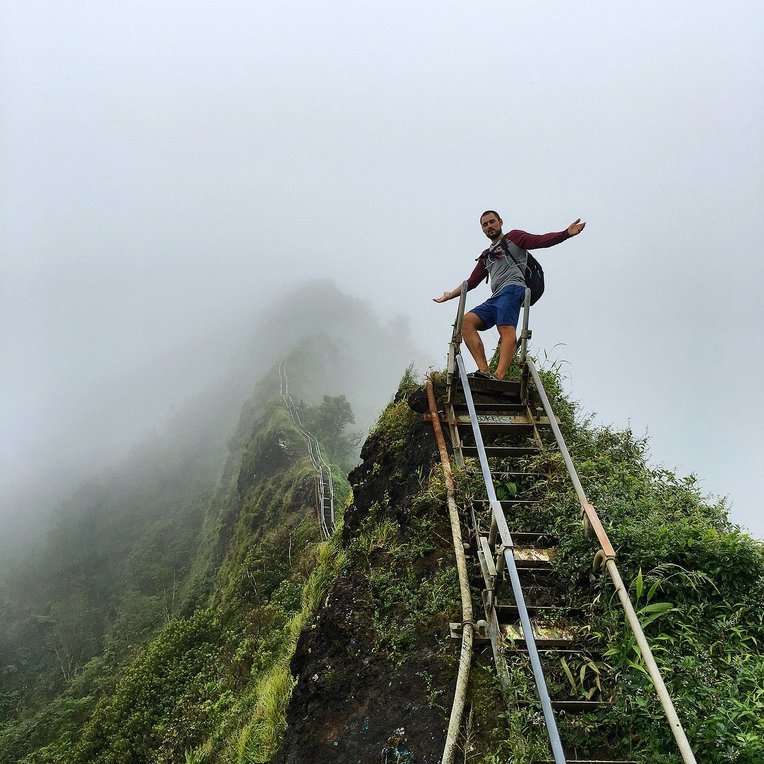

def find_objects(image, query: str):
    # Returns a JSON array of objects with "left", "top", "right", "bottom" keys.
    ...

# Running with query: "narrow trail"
[{"left": 278, "top": 357, "right": 334, "bottom": 540}]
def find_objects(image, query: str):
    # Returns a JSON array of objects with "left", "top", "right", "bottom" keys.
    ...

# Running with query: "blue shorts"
[{"left": 468, "top": 284, "right": 525, "bottom": 330}]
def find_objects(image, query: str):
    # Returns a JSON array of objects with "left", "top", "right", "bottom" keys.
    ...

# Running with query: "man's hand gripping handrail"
[{"left": 451, "top": 281, "right": 469, "bottom": 348}]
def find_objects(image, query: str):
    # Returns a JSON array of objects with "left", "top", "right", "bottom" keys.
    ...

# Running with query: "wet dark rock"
[{"left": 273, "top": 411, "right": 452, "bottom": 764}]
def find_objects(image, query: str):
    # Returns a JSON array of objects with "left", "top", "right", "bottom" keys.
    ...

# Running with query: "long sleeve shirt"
[{"left": 466, "top": 228, "right": 570, "bottom": 295}]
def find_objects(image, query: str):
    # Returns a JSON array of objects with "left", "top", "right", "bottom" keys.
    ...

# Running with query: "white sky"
[{"left": 2, "top": 1, "right": 763, "bottom": 537}]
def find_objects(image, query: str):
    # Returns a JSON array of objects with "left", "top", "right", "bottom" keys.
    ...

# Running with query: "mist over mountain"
[
  {"left": 0, "top": 280, "right": 439, "bottom": 761},
  {"left": 0, "top": 279, "right": 434, "bottom": 559}
]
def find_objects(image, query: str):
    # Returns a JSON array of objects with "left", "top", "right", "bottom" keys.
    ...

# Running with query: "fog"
[
  {"left": 0, "top": 278, "right": 433, "bottom": 553},
  {"left": 2, "top": 1, "right": 763, "bottom": 540}
]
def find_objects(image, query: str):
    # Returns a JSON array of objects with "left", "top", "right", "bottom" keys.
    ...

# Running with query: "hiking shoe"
[{"left": 469, "top": 370, "right": 499, "bottom": 380}]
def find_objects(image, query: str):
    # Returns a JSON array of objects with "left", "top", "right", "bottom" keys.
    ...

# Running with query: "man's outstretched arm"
[
  {"left": 508, "top": 219, "right": 586, "bottom": 250},
  {"left": 433, "top": 258, "right": 487, "bottom": 302},
  {"left": 433, "top": 286, "right": 462, "bottom": 303}
]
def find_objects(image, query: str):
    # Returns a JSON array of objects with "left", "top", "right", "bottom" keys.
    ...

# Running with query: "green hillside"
[
  {"left": 0, "top": 282, "right": 424, "bottom": 763},
  {"left": 1, "top": 331, "right": 762, "bottom": 762},
  {"left": 273, "top": 366, "right": 764, "bottom": 763},
  {"left": 0, "top": 359, "right": 348, "bottom": 763}
]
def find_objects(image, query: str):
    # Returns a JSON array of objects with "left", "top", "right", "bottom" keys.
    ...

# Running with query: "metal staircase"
[
  {"left": 278, "top": 357, "right": 334, "bottom": 540},
  {"left": 438, "top": 283, "right": 697, "bottom": 764}
]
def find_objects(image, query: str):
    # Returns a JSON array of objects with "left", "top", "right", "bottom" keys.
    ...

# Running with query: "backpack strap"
[
  {"left": 478, "top": 237, "right": 530, "bottom": 284},
  {"left": 498, "top": 237, "right": 527, "bottom": 270},
  {"left": 477, "top": 248, "right": 490, "bottom": 283}
]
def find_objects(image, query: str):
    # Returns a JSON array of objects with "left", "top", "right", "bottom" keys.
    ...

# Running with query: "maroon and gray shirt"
[{"left": 466, "top": 228, "right": 571, "bottom": 296}]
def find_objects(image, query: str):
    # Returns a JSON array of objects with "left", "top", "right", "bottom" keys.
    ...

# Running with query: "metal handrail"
[
  {"left": 447, "top": 283, "right": 697, "bottom": 762},
  {"left": 446, "top": 282, "right": 470, "bottom": 410},
  {"left": 451, "top": 281, "right": 469, "bottom": 346},
  {"left": 447, "top": 281, "right": 565, "bottom": 761},
  {"left": 454, "top": 354, "right": 566, "bottom": 763},
  {"left": 518, "top": 289, "right": 531, "bottom": 401},
  {"left": 425, "top": 378, "right": 475, "bottom": 764},
  {"left": 525, "top": 358, "right": 698, "bottom": 764},
  {"left": 518, "top": 287, "right": 531, "bottom": 365}
]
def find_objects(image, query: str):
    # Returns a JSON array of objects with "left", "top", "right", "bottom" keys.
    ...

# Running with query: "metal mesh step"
[
  {"left": 513, "top": 547, "right": 556, "bottom": 568},
  {"left": 501, "top": 623, "right": 575, "bottom": 648}
]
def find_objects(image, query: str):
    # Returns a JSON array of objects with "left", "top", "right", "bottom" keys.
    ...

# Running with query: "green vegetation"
[
  {"left": 1, "top": 348, "right": 761, "bottom": 763},
  {"left": 458, "top": 357, "right": 764, "bottom": 763},
  {"left": 347, "top": 385, "right": 458, "bottom": 666},
  {"left": 0, "top": 360, "right": 355, "bottom": 764},
  {"left": 538, "top": 379, "right": 764, "bottom": 761}
]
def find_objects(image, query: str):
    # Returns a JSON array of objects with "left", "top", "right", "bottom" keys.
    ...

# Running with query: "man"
[{"left": 434, "top": 210, "right": 585, "bottom": 379}]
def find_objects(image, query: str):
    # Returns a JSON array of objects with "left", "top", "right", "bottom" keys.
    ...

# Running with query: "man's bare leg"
[
  {"left": 462, "top": 312, "right": 490, "bottom": 373},
  {"left": 495, "top": 324, "right": 517, "bottom": 379}
]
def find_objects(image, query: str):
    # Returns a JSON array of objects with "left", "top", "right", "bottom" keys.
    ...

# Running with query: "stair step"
[
  {"left": 513, "top": 547, "right": 555, "bottom": 568},
  {"left": 517, "top": 698, "right": 610, "bottom": 712},
  {"left": 553, "top": 699, "right": 610, "bottom": 712},
  {"left": 512, "top": 646, "right": 605, "bottom": 657},
  {"left": 461, "top": 445, "right": 539, "bottom": 458},
  {"left": 453, "top": 395, "right": 523, "bottom": 409},
  {"left": 459, "top": 377, "right": 522, "bottom": 396},
  {"left": 501, "top": 623, "right": 575, "bottom": 647},
  {"left": 453, "top": 410, "right": 557, "bottom": 429},
  {"left": 453, "top": 413, "right": 537, "bottom": 433},
  {"left": 474, "top": 529, "right": 557, "bottom": 548},
  {"left": 505, "top": 580, "right": 558, "bottom": 603}
]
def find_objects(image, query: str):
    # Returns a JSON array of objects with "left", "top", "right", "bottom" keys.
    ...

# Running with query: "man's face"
[{"left": 480, "top": 213, "right": 503, "bottom": 240}]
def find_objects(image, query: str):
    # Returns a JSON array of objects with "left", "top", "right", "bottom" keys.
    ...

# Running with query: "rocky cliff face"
[
  {"left": 274, "top": 371, "right": 764, "bottom": 764},
  {"left": 274, "top": 391, "right": 458, "bottom": 764}
]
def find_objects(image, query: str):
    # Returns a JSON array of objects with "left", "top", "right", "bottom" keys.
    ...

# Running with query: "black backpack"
[{"left": 483, "top": 238, "right": 545, "bottom": 305}]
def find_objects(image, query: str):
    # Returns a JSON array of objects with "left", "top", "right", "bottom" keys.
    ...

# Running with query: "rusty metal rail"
[
  {"left": 425, "top": 378, "right": 475, "bottom": 764},
  {"left": 526, "top": 357, "right": 697, "bottom": 763}
]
